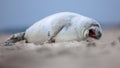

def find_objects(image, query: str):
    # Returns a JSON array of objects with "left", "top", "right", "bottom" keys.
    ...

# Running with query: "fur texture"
[{"left": 24, "top": 12, "right": 102, "bottom": 44}]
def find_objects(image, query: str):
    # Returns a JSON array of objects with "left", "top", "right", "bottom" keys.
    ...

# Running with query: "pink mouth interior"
[{"left": 89, "top": 29, "right": 96, "bottom": 37}]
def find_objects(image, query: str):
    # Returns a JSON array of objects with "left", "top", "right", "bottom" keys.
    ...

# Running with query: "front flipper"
[{"left": 47, "top": 22, "right": 65, "bottom": 43}]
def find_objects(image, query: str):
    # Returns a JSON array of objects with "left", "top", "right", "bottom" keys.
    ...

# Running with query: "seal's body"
[
  {"left": 24, "top": 12, "right": 102, "bottom": 44},
  {"left": 4, "top": 12, "right": 102, "bottom": 45}
]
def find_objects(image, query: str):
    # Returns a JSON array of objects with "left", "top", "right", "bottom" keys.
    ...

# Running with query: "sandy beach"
[{"left": 0, "top": 27, "right": 120, "bottom": 68}]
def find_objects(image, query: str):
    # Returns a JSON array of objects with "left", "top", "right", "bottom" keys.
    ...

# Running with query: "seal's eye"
[{"left": 89, "top": 29, "right": 96, "bottom": 37}]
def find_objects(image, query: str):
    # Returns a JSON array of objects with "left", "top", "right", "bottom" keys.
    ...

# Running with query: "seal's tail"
[{"left": 3, "top": 32, "right": 25, "bottom": 46}]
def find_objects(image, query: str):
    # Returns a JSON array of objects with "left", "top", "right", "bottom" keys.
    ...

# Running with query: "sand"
[{"left": 0, "top": 27, "right": 120, "bottom": 68}]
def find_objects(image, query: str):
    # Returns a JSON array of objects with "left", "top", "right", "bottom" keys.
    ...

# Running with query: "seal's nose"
[{"left": 95, "top": 30, "right": 102, "bottom": 39}]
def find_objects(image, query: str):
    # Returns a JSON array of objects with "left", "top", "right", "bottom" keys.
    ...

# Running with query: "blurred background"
[
  {"left": 0, "top": 1, "right": 120, "bottom": 68},
  {"left": 0, "top": 0, "right": 120, "bottom": 33}
]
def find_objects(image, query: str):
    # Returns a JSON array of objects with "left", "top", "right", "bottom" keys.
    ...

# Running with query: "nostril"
[{"left": 97, "top": 31, "right": 102, "bottom": 39}]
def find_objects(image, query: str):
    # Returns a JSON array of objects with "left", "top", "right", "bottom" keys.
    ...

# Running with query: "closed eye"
[{"left": 92, "top": 24, "right": 99, "bottom": 27}]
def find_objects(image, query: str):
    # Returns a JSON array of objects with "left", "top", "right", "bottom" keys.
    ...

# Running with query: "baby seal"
[{"left": 4, "top": 12, "right": 102, "bottom": 45}]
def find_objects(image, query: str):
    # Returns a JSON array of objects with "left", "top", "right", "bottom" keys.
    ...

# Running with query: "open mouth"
[{"left": 88, "top": 29, "right": 96, "bottom": 38}]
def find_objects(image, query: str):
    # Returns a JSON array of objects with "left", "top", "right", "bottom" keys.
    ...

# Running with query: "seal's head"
[
  {"left": 84, "top": 25, "right": 102, "bottom": 40},
  {"left": 88, "top": 26, "right": 102, "bottom": 39}
]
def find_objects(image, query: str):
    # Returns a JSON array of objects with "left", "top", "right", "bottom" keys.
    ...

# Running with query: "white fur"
[{"left": 24, "top": 12, "right": 101, "bottom": 44}]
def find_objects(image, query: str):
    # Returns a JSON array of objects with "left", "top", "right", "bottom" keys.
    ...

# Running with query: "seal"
[{"left": 4, "top": 12, "right": 102, "bottom": 45}]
